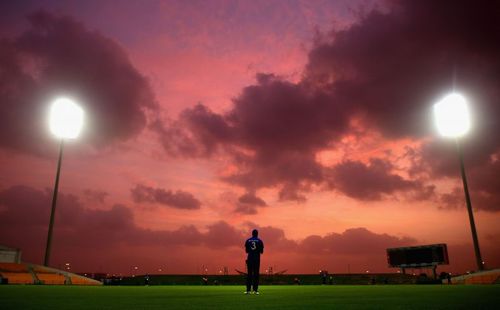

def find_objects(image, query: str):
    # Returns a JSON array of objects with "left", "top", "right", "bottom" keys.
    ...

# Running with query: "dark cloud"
[
  {"left": 234, "top": 191, "right": 267, "bottom": 214},
  {"left": 0, "top": 185, "right": 53, "bottom": 227},
  {"left": 0, "top": 185, "right": 135, "bottom": 255},
  {"left": 152, "top": 103, "right": 232, "bottom": 158},
  {"left": 445, "top": 241, "right": 500, "bottom": 273},
  {"left": 437, "top": 156, "right": 500, "bottom": 211},
  {"left": 244, "top": 222, "right": 298, "bottom": 252},
  {"left": 438, "top": 187, "right": 464, "bottom": 210},
  {"left": 300, "top": 227, "right": 416, "bottom": 255},
  {"left": 0, "top": 10, "right": 157, "bottom": 156},
  {"left": 246, "top": 223, "right": 418, "bottom": 257},
  {"left": 220, "top": 74, "right": 345, "bottom": 200},
  {"left": 0, "top": 185, "right": 214, "bottom": 263},
  {"left": 306, "top": 0, "right": 500, "bottom": 138},
  {"left": 238, "top": 192, "right": 266, "bottom": 206},
  {"left": 1, "top": 185, "right": 498, "bottom": 273},
  {"left": 329, "top": 158, "right": 431, "bottom": 201},
  {"left": 0, "top": 184, "right": 415, "bottom": 256},
  {"left": 307, "top": 0, "right": 500, "bottom": 210},
  {"left": 228, "top": 74, "right": 347, "bottom": 153},
  {"left": 153, "top": 74, "right": 345, "bottom": 203},
  {"left": 83, "top": 189, "right": 109, "bottom": 204},
  {"left": 130, "top": 184, "right": 201, "bottom": 210},
  {"left": 467, "top": 157, "right": 500, "bottom": 211},
  {"left": 233, "top": 204, "right": 258, "bottom": 215},
  {"left": 0, "top": 186, "right": 247, "bottom": 268},
  {"left": 410, "top": 140, "right": 500, "bottom": 211},
  {"left": 154, "top": 0, "right": 500, "bottom": 210},
  {"left": 204, "top": 221, "right": 245, "bottom": 248}
]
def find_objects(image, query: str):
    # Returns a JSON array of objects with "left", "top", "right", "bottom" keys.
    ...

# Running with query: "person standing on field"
[{"left": 244, "top": 229, "right": 264, "bottom": 294}]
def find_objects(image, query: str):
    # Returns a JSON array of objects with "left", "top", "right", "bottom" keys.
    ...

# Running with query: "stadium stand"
[
  {"left": 0, "top": 272, "right": 34, "bottom": 284},
  {"left": 31, "top": 265, "right": 67, "bottom": 284},
  {"left": 32, "top": 265, "right": 102, "bottom": 285},
  {"left": 0, "top": 262, "right": 101, "bottom": 285},
  {"left": 31, "top": 265, "right": 54, "bottom": 274},
  {"left": 36, "top": 273, "right": 66, "bottom": 285},
  {"left": 0, "top": 263, "right": 35, "bottom": 284},
  {"left": 449, "top": 269, "right": 500, "bottom": 284},
  {"left": 70, "top": 275, "right": 102, "bottom": 285},
  {"left": 0, "top": 262, "right": 29, "bottom": 273}
]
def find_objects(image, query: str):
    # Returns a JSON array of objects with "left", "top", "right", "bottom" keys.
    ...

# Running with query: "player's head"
[{"left": 252, "top": 229, "right": 258, "bottom": 237}]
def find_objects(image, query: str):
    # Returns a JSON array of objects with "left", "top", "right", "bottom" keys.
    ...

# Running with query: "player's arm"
[
  {"left": 245, "top": 240, "right": 249, "bottom": 253},
  {"left": 260, "top": 240, "right": 264, "bottom": 254}
]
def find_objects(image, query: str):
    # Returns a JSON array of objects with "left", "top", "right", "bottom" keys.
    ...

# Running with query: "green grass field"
[{"left": 0, "top": 285, "right": 499, "bottom": 309}]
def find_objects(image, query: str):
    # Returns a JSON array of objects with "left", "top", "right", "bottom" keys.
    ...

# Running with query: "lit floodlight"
[
  {"left": 49, "top": 98, "right": 84, "bottom": 139},
  {"left": 433, "top": 93, "right": 470, "bottom": 137},
  {"left": 44, "top": 97, "right": 84, "bottom": 267},
  {"left": 432, "top": 92, "right": 484, "bottom": 271}
]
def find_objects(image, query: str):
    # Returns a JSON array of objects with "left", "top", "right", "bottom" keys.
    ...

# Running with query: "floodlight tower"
[
  {"left": 44, "top": 98, "right": 84, "bottom": 267},
  {"left": 433, "top": 93, "right": 484, "bottom": 271}
]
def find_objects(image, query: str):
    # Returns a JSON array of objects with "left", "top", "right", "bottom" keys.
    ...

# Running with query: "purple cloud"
[
  {"left": 329, "top": 158, "right": 430, "bottom": 200},
  {"left": 1, "top": 185, "right": 498, "bottom": 272},
  {"left": 0, "top": 10, "right": 157, "bottom": 156},
  {"left": 153, "top": 1, "right": 500, "bottom": 211},
  {"left": 131, "top": 184, "right": 201, "bottom": 210}
]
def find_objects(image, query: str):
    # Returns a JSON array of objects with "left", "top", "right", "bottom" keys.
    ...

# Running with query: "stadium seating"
[
  {"left": 36, "top": 273, "right": 66, "bottom": 285},
  {"left": 70, "top": 275, "right": 102, "bottom": 285},
  {"left": 449, "top": 269, "right": 500, "bottom": 284},
  {"left": 0, "top": 262, "right": 101, "bottom": 285},
  {"left": 0, "top": 272, "right": 34, "bottom": 284},
  {"left": 31, "top": 265, "right": 102, "bottom": 285},
  {"left": 31, "top": 265, "right": 53, "bottom": 274},
  {"left": 0, "top": 263, "right": 29, "bottom": 273},
  {"left": 0, "top": 263, "right": 35, "bottom": 284}
]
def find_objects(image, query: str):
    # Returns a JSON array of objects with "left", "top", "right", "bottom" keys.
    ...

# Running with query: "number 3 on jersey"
[{"left": 251, "top": 241, "right": 257, "bottom": 250}]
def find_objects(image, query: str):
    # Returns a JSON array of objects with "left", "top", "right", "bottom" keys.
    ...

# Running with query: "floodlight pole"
[
  {"left": 455, "top": 138, "right": 484, "bottom": 271},
  {"left": 44, "top": 139, "right": 65, "bottom": 267}
]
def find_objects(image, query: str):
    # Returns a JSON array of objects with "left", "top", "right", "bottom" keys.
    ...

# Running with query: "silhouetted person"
[{"left": 244, "top": 229, "right": 264, "bottom": 294}]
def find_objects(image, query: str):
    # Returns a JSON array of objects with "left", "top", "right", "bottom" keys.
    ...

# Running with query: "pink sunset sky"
[{"left": 0, "top": 0, "right": 499, "bottom": 275}]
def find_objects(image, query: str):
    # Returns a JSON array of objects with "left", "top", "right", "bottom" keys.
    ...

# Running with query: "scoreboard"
[{"left": 387, "top": 244, "right": 449, "bottom": 268}]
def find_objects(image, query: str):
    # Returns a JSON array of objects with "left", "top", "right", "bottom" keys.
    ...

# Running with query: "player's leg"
[
  {"left": 245, "top": 260, "right": 252, "bottom": 293},
  {"left": 253, "top": 260, "right": 260, "bottom": 293}
]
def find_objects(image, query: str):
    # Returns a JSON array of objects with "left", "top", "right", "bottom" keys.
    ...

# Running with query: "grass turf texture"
[{"left": 1, "top": 285, "right": 499, "bottom": 309}]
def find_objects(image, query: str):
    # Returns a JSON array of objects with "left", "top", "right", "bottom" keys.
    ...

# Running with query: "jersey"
[{"left": 245, "top": 237, "right": 264, "bottom": 261}]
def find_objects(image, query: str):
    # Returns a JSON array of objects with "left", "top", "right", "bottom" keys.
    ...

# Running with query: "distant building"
[{"left": 0, "top": 245, "right": 22, "bottom": 263}]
